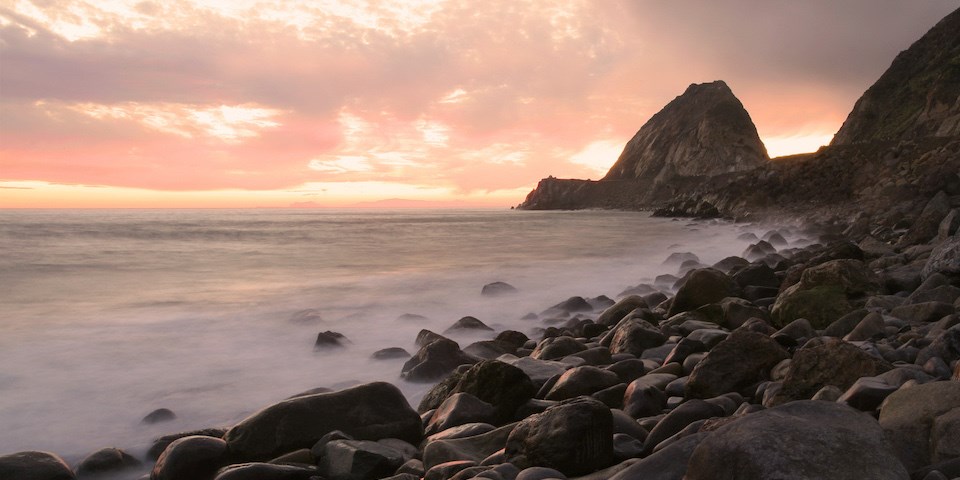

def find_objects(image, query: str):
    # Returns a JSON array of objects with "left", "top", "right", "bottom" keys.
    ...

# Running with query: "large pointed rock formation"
[
  {"left": 604, "top": 80, "right": 769, "bottom": 186},
  {"left": 832, "top": 8, "right": 960, "bottom": 145}
]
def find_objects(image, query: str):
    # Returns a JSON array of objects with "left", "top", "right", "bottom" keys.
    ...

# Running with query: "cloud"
[{"left": 1, "top": 0, "right": 957, "bottom": 202}]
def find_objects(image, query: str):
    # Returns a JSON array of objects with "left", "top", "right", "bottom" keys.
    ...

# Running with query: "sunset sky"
[{"left": 1, "top": 1, "right": 957, "bottom": 208}]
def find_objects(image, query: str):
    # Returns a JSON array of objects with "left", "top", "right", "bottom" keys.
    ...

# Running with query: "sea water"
[{"left": 0, "top": 208, "right": 799, "bottom": 464}]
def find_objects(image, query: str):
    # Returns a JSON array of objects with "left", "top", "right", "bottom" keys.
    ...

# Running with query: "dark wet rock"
[
  {"left": 514, "top": 466, "right": 566, "bottom": 480},
  {"left": 772, "top": 259, "right": 879, "bottom": 328},
  {"left": 891, "top": 302, "right": 955, "bottom": 324},
  {"left": 0, "top": 451, "right": 76, "bottom": 480},
  {"left": 731, "top": 263, "right": 780, "bottom": 290},
  {"left": 771, "top": 339, "right": 890, "bottom": 406},
  {"left": 775, "top": 318, "right": 815, "bottom": 341},
  {"left": 286, "top": 387, "right": 335, "bottom": 400},
  {"left": 372, "top": 347, "right": 411, "bottom": 360},
  {"left": 843, "top": 311, "right": 886, "bottom": 341},
  {"left": 505, "top": 397, "right": 613, "bottom": 477},
  {"left": 837, "top": 376, "right": 899, "bottom": 411},
  {"left": 686, "top": 330, "right": 789, "bottom": 399},
  {"left": 147, "top": 428, "right": 229, "bottom": 461},
  {"left": 446, "top": 316, "right": 494, "bottom": 333},
  {"left": 666, "top": 269, "right": 739, "bottom": 317},
  {"left": 661, "top": 338, "right": 706, "bottom": 366},
  {"left": 315, "top": 331, "right": 348, "bottom": 350},
  {"left": 482, "top": 282, "right": 518, "bottom": 297},
  {"left": 425, "top": 423, "right": 496, "bottom": 443},
  {"left": 142, "top": 408, "right": 177, "bottom": 424},
  {"left": 213, "top": 463, "right": 318, "bottom": 480},
  {"left": 643, "top": 399, "right": 724, "bottom": 454},
  {"left": 498, "top": 356, "right": 568, "bottom": 387},
  {"left": 606, "top": 359, "right": 647, "bottom": 385},
  {"left": 823, "top": 309, "right": 868, "bottom": 338},
  {"left": 591, "top": 383, "right": 628, "bottom": 409},
  {"left": 883, "top": 262, "right": 926, "bottom": 294},
  {"left": 916, "top": 326, "right": 960, "bottom": 366},
  {"left": 403, "top": 339, "right": 478, "bottom": 382},
  {"left": 909, "top": 285, "right": 960, "bottom": 305},
  {"left": 495, "top": 331, "right": 530, "bottom": 350},
  {"left": 152, "top": 435, "right": 228, "bottom": 480},
  {"left": 713, "top": 255, "right": 750, "bottom": 273},
  {"left": 416, "top": 329, "right": 448, "bottom": 347},
  {"left": 531, "top": 336, "right": 587, "bottom": 360},
  {"left": 418, "top": 371, "right": 465, "bottom": 413},
  {"left": 569, "top": 346, "right": 613, "bottom": 366},
  {"left": 268, "top": 448, "right": 313, "bottom": 466},
  {"left": 597, "top": 296, "right": 648, "bottom": 327},
  {"left": 425, "top": 393, "right": 496, "bottom": 436},
  {"left": 923, "top": 236, "right": 960, "bottom": 280},
  {"left": 76, "top": 447, "right": 140, "bottom": 477},
  {"left": 423, "top": 423, "right": 516, "bottom": 470},
  {"left": 544, "top": 297, "right": 593, "bottom": 315},
  {"left": 611, "top": 433, "right": 644, "bottom": 462},
  {"left": 663, "top": 252, "right": 699, "bottom": 266},
  {"left": 622, "top": 381, "right": 667, "bottom": 419},
  {"left": 450, "top": 360, "right": 537, "bottom": 424},
  {"left": 686, "top": 401, "right": 909, "bottom": 480},
  {"left": 320, "top": 440, "right": 404, "bottom": 480},
  {"left": 880, "top": 381, "right": 960, "bottom": 471},
  {"left": 899, "top": 191, "right": 952, "bottom": 247},
  {"left": 545, "top": 366, "right": 620, "bottom": 401},
  {"left": 607, "top": 318, "right": 666, "bottom": 357},
  {"left": 764, "top": 232, "right": 788, "bottom": 246},
  {"left": 224, "top": 382, "right": 422, "bottom": 461},
  {"left": 608, "top": 432, "right": 707, "bottom": 480},
  {"left": 464, "top": 341, "right": 513, "bottom": 360},
  {"left": 424, "top": 460, "right": 480, "bottom": 480}
]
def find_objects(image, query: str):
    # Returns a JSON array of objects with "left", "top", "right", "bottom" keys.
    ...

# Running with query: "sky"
[{"left": 1, "top": 1, "right": 957, "bottom": 208}]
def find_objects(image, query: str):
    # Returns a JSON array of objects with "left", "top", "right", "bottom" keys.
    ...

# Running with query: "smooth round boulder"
[
  {"left": 152, "top": 435, "right": 228, "bottom": 480},
  {"left": 0, "top": 451, "right": 75, "bottom": 480},
  {"left": 685, "top": 401, "right": 909, "bottom": 480},
  {"left": 445, "top": 316, "right": 494, "bottom": 333},
  {"left": 223, "top": 382, "right": 423, "bottom": 462},
  {"left": 667, "top": 268, "right": 739, "bottom": 317},
  {"left": 607, "top": 318, "right": 666, "bottom": 357},
  {"left": 770, "top": 339, "right": 890, "bottom": 406},
  {"left": 482, "top": 282, "right": 518, "bottom": 297},
  {"left": 147, "top": 428, "right": 229, "bottom": 461},
  {"left": 531, "top": 336, "right": 586, "bottom": 361},
  {"left": 505, "top": 397, "right": 613, "bottom": 477},
  {"left": 544, "top": 366, "right": 620, "bottom": 401},
  {"left": 450, "top": 360, "right": 537, "bottom": 423},
  {"left": 402, "top": 338, "right": 477, "bottom": 382},
  {"left": 321, "top": 440, "right": 405, "bottom": 480},
  {"left": 425, "top": 393, "right": 496, "bottom": 436},
  {"left": 142, "top": 408, "right": 177, "bottom": 424},
  {"left": 685, "top": 330, "right": 789, "bottom": 399},
  {"left": 76, "top": 447, "right": 140, "bottom": 477}
]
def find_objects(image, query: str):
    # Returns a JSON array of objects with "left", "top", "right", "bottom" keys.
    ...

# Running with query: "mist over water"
[{"left": 0, "top": 208, "right": 802, "bottom": 464}]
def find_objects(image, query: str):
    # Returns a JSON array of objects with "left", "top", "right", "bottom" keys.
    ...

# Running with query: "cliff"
[{"left": 832, "top": 8, "right": 960, "bottom": 145}]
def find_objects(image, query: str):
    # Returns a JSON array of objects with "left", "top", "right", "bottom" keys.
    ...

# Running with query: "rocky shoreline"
[{"left": 2, "top": 211, "right": 958, "bottom": 480}]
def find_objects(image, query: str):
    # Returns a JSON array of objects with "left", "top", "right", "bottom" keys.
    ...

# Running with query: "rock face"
[
  {"left": 603, "top": 81, "right": 768, "bottom": 190},
  {"left": 505, "top": 397, "right": 614, "bottom": 476},
  {"left": 223, "top": 382, "right": 423, "bottom": 461},
  {"left": 686, "top": 401, "right": 909, "bottom": 479},
  {"left": 831, "top": 8, "right": 960, "bottom": 145}
]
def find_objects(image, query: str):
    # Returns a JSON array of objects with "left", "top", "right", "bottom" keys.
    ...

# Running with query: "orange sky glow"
[{"left": 1, "top": 1, "right": 956, "bottom": 208}]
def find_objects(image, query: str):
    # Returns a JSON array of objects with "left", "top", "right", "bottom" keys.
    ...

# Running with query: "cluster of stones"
[{"left": 3, "top": 211, "right": 960, "bottom": 480}]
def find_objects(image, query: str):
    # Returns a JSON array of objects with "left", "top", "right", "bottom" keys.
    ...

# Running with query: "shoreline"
[{"left": 5, "top": 211, "right": 958, "bottom": 479}]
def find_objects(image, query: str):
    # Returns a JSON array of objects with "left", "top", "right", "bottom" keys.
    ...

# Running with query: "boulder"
[
  {"left": 898, "top": 191, "right": 951, "bottom": 247},
  {"left": 75, "top": 447, "right": 140, "bottom": 477},
  {"left": 545, "top": 366, "right": 621, "bottom": 401},
  {"left": 770, "top": 339, "right": 890, "bottom": 406},
  {"left": 147, "top": 428, "right": 229, "bottom": 461},
  {"left": 152, "top": 435, "right": 228, "bottom": 480},
  {"left": 607, "top": 318, "right": 666, "bottom": 357},
  {"left": 667, "top": 269, "right": 739, "bottom": 317},
  {"left": 505, "top": 397, "right": 614, "bottom": 476},
  {"left": 498, "top": 356, "right": 569, "bottom": 386},
  {"left": 685, "top": 330, "right": 789, "bottom": 399},
  {"left": 890, "top": 302, "right": 955, "bottom": 324},
  {"left": 685, "top": 401, "right": 909, "bottom": 479},
  {"left": 0, "top": 451, "right": 75, "bottom": 480},
  {"left": 372, "top": 347, "right": 411, "bottom": 360},
  {"left": 402, "top": 339, "right": 477, "bottom": 382},
  {"left": 772, "top": 259, "right": 879, "bottom": 328},
  {"left": 608, "top": 432, "right": 708, "bottom": 480},
  {"left": 425, "top": 393, "right": 496, "bottom": 436},
  {"left": 642, "top": 400, "right": 724, "bottom": 454},
  {"left": 450, "top": 360, "right": 537, "bottom": 423},
  {"left": 423, "top": 423, "right": 516, "bottom": 470},
  {"left": 445, "top": 316, "right": 494, "bottom": 333},
  {"left": 879, "top": 381, "right": 960, "bottom": 471},
  {"left": 416, "top": 330, "right": 448, "bottom": 347},
  {"left": 531, "top": 336, "right": 587, "bottom": 360},
  {"left": 213, "top": 463, "right": 318, "bottom": 480},
  {"left": 482, "top": 282, "right": 518, "bottom": 297},
  {"left": 923, "top": 236, "right": 960, "bottom": 280},
  {"left": 315, "top": 331, "right": 348, "bottom": 350},
  {"left": 597, "top": 297, "right": 648, "bottom": 327},
  {"left": 142, "top": 408, "right": 177, "bottom": 424},
  {"left": 320, "top": 440, "right": 405, "bottom": 480},
  {"left": 223, "top": 382, "right": 423, "bottom": 461}
]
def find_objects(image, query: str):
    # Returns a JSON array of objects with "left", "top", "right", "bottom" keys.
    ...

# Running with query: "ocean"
[{"left": 0, "top": 208, "right": 796, "bottom": 464}]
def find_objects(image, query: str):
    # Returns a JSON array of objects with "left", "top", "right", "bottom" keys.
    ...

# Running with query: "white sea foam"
[{"left": 0, "top": 208, "right": 810, "bottom": 464}]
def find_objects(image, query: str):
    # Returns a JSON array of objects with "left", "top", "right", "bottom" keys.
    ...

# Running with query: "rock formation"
[{"left": 832, "top": 8, "right": 960, "bottom": 145}]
